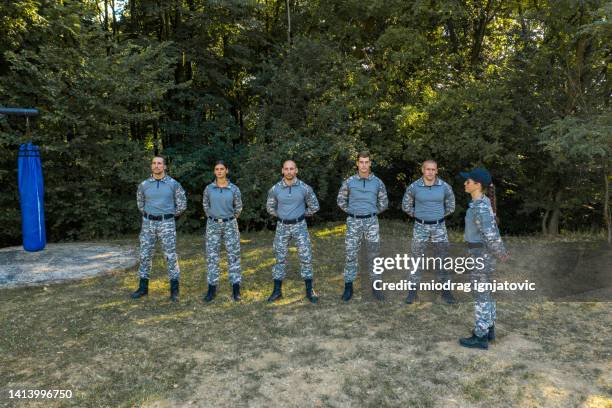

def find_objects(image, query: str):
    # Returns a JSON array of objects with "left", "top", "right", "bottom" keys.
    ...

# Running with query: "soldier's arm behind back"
[
  {"left": 337, "top": 179, "right": 349, "bottom": 212},
  {"left": 304, "top": 184, "right": 320, "bottom": 216},
  {"left": 377, "top": 179, "right": 389, "bottom": 213},
  {"left": 137, "top": 182, "right": 145, "bottom": 214},
  {"left": 174, "top": 181, "right": 188, "bottom": 216},
  {"left": 444, "top": 181, "right": 456, "bottom": 216},
  {"left": 266, "top": 186, "right": 278, "bottom": 217},
  {"left": 401, "top": 183, "right": 415, "bottom": 217},
  {"left": 202, "top": 185, "right": 210, "bottom": 217},
  {"left": 234, "top": 186, "right": 243, "bottom": 218}
]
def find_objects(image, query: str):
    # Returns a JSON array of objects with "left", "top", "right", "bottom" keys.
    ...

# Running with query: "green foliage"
[
  {"left": 0, "top": 1, "right": 175, "bottom": 244},
  {"left": 0, "top": 0, "right": 610, "bottom": 246}
]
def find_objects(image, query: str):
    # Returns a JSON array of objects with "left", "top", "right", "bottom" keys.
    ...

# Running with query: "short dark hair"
[
  {"left": 214, "top": 160, "right": 228, "bottom": 169},
  {"left": 357, "top": 150, "right": 370, "bottom": 160}
]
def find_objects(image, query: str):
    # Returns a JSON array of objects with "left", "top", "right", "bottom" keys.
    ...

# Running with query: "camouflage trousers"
[
  {"left": 138, "top": 218, "right": 180, "bottom": 280},
  {"left": 409, "top": 221, "right": 450, "bottom": 285},
  {"left": 272, "top": 219, "right": 313, "bottom": 280},
  {"left": 343, "top": 215, "right": 380, "bottom": 283},
  {"left": 205, "top": 218, "right": 241, "bottom": 285},
  {"left": 469, "top": 247, "right": 497, "bottom": 337}
]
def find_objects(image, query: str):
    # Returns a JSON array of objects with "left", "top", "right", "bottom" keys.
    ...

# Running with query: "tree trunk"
[
  {"left": 518, "top": 2, "right": 529, "bottom": 46},
  {"left": 470, "top": 0, "right": 493, "bottom": 67},
  {"left": 542, "top": 208, "right": 550, "bottom": 235},
  {"left": 130, "top": 0, "right": 138, "bottom": 33},
  {"left": 547, "top": 189, "right": 562, "bottom": 235},
  {"left": 446, "top": 19, "right": 459, "bottom": 54},
  {"left": 604, "top": 162, "right": 611, "bottom": 245},
  {"left": 104, "top": 0, "right": 109, "bottom": 32},
  {"left": 111, "top": 0, "right": 117, "bottom": 38},
  {"left": 286, "top": 0, "right": 291, "bottom": 46},
  {"left": 174, "top": 0, "right": 181, "bottom": 36}
]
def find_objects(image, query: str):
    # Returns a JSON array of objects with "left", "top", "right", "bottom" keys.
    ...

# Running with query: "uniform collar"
[
  {"left": 417, "top": 177, "right": 442, "bottom": 187},
  {"left": 469, "top": 195, "right": 488, "bottom": 207},
  {"left": 354, "top": 173, "right": 375, "bottom": 181},
  {"left": 147, "top": 174, "right": 171, "bottom": 183},
  {"left": 280, "top": 178, "right": 301, "bottom": 188},
  {"left": 212, "top": 180, "right": 232, "bottom": 189}
]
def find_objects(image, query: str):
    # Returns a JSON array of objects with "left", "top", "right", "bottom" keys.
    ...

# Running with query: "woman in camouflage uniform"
[
  {"left": 459, "top": 168, "right": 509, "bottom": 349},
  {"left": 202, "top": 161, "right": 243, "bottom": 302}
]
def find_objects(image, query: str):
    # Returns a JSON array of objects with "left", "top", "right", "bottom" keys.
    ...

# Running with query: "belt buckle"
[{"left": 216, "top": 218, "right": 223, "bottom": 223}]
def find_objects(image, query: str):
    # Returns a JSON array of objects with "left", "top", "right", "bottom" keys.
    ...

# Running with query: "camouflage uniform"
[
  {"left": 465, "top": 195, "right": 508, "bottom": 337},
  {"left": 203, "top": 182, "right": 243, "bottom": 285},
  {"left": 337, "top": 174, "right": 388, "bottom": 283},
  {"left": 267, "top": 179, "right": 320, "bottom": 280},
  {"left": 136, "top": 175, "right": 187, "bottom": 280},
  {"left": 402, "top": 177, "right": 455, "bottom": 285}
]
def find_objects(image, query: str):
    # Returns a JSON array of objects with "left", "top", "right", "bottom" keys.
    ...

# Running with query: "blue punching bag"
[{"left": 18, "top": 142, "right": 46, "bottom": 251}]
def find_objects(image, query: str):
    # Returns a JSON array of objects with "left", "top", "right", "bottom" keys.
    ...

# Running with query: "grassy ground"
[{"left": 1, "top": 220, "right": 611, "bottom": 407}]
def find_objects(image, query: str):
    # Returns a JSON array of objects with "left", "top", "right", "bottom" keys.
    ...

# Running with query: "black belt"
[
  {"left": 208, "top": 216, "right": 235, "bottom": 223},
  {"left": 415, "top": 217, "right": 445, "bottom": 225},
  {"left": 347, "top": 213, "right": 377, "bottom": 219},
  {"left": 467, "top": 242, "right": 485, "bottom": 248},
  {"left": 144, "top": 212, "right": 174, "bottom": 221},
  {"left": 279, "top": 215, "right": 305, "bottom": 224}
]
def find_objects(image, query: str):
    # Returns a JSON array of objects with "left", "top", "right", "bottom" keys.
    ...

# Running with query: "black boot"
[
  {"left": 304, "top": 279, "right": 318, "bottom": 304},
  {"left": 488, "top": 325, "right": 495, "bottom": 341},
  {"left": 459, "top": 333, "right": 489, "bottom": 349},
  {"left": 131, "top": 278, "right": 149, "bottom": 299},
  {"left": 341, "top": 282, "right": 353, "bottom": 302},
  {"left": 472, "top": 325, "right": 495, "bottom": 341},
  {"left": 441, "top": 289, "right": 457, "bottom": 304},
  {"left": 232, "top": 283, "right": 241, "bottom": 302},
  {"left": 169, "top": 279, "right": 179, "bottom": 302},
  {"left": 405, "top": 289, "right": 417, "bottom": 304},
  {"left": 267, "top": 279, "right": 282, "bottom": 302},
  {"left": 203, "top": 284, "right": 217, "bottom": 303}
]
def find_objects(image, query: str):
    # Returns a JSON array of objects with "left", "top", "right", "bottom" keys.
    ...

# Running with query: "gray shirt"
[
  {"left": 402, "top": 177, "right": 455, "bottom": 221},
  {"left": 337, "top": 173, "right": 388, "bottom": 215},
  {"left": 266, "top": 178, "right": 320, "bottom": 220},
  {"left": 137, "top": 175, "right": 187, "bottom": 216},
  {"left": 202, "top": 181, "right": 242, "bottom": 219}
]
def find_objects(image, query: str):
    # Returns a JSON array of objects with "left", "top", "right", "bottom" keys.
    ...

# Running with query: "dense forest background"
[{"left": 0, "top": 0, "right": 610, "bottom": 246}]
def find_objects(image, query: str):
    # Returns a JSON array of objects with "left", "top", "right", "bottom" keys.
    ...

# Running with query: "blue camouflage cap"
[{"left": 460, "top": 167, "right": 492, "bottom": 186}]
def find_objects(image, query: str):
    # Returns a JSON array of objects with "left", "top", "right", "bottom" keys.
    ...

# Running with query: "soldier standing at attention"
[
  {"left": 459, "top": 168, "right": 509, "bottom": 349},
  {"left": 266, "top": 160, "right": 320, "bottom": 303},
  {"left": 202, "top": 161, "right": 243, "bottom": 303},
  {"left": 131, "top": 155, "right": 187, "bottom": 302},
  {"left": 402, "top": 160, "right": 456, "bottom": 304},
  {"left": 337, "top": 150, "right": 388, "bottom": 302}
]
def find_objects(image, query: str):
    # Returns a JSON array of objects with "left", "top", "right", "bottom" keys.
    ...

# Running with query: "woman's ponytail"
[
  {"left": 486, "top": 183, "right": 499, "bottom": 224},
  {"left": 487, "top": 183, "right": 497, "bottom": 214}
]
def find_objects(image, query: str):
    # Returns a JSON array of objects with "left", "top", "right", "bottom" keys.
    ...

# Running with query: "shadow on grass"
[{"left": 0, "top": 220, "right": 610, "bottom": 407}]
